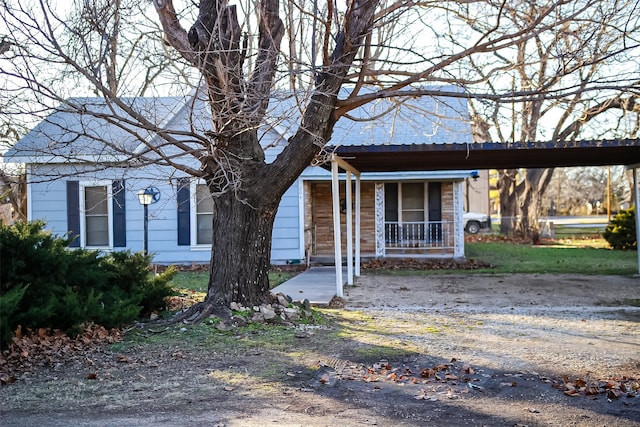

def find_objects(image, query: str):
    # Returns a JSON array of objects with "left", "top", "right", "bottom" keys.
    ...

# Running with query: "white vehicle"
[{"left": 463, "top": 212, "right": 491, "bottom": 234}]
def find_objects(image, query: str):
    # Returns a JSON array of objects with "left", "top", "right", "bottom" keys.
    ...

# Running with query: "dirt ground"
[{"left": 1, "top": 273, "right": 639, "bottom": 426}]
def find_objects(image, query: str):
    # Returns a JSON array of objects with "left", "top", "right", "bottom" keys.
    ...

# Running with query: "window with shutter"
[
  {"left": 84, "top": 185, "right": 110, "bottom": 247},
  {"left": 195, "top": 184, "right": 213, "bottom": 245}
]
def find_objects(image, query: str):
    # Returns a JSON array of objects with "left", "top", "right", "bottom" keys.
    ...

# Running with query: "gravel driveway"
[{"left": 1, "top": 273, "right": 638, "bottom": 426}]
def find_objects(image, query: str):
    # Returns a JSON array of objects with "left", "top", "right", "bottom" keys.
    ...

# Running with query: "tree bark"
[
  {"left": 207, "top": 189, "right": 278, "bottom": 308},
  {"left": 497, "top": 169, "right": 519, "bottom": 234},
  {"left": 518, "top": 168, "right": 553, "bottom": 237}
]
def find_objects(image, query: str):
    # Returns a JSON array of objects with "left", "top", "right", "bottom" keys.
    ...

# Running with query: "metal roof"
[
  {"left": 330, "top": 139, "right": 640, "bottom": 172},
  {"left": 4, "top": 97, "right": 187, "bottom": 163}
]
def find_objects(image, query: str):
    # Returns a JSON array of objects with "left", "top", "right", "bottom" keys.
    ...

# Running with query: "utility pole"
[{"left": 607, "top": 166, "right": 611, "bottom": 222}]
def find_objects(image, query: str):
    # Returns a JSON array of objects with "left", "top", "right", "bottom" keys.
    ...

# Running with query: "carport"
[{"left": 328, "top": 138, "right": 640, "bottom": 297}]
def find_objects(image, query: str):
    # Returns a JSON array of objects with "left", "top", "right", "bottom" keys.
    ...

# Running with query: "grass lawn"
[
  {"left": 169, "top": 233, "right": 637, "bottom": 290},
  {"left": 465, "top": 239, "right": 637, "bottom": 275},
  {"left": 170, "top": 270, "right": 298, "bottom": 293}
]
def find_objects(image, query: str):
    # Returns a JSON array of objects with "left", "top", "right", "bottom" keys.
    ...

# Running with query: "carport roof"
[{"left": 329, "top": 138, "right": 640, "bottom": 172}]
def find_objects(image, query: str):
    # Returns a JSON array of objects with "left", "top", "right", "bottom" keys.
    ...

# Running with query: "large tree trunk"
[
  {"left": 207, "top": 189, "right": 278, "bottom": 307},
  {"left": 497, "top": 169, "right": 519, "bottom": 234},
  {"left": 518, "top": 168, "right": 553, "bottom": 236}
]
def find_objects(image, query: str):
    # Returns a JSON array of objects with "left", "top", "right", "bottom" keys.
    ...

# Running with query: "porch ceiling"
[{"left": 329, "top": 139, "right": 640, "bottom": 172}]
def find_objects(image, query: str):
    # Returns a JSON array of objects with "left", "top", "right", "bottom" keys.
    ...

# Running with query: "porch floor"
[{"left": 270, "top": 266, "right": 347, "bottom": 306}]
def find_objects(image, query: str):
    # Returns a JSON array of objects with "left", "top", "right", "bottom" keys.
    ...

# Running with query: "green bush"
[
  {"left": 0, "top": 221, "right": 177, "bottom": 347},
  {"left": 603, "top": 207, "right": 636, "bottom": 250}
]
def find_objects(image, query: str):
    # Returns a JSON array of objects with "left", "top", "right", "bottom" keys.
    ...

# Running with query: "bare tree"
[
  {"left": 463, "top": 0, "right": 640, "bottom": 235},
  {"left": 2, "top": 0, "right": 640, "bottom": 320},
  {"left": 0, "top": 77, "right": 28, "bottom": 222},
  {"left": 0, "top": 0, "right": 196, "bottom": 218},
  {"left": 543, "top": 166, "right": 632, "bottom": 215}
]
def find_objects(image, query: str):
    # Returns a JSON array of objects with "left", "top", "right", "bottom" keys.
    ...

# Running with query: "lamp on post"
[{"left": 137, "top": 186, "right": 160, "bottom": 256}]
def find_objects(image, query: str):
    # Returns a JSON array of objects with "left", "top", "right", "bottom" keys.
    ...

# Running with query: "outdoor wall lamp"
[{"left": 137, "top": 186, "right": 160, "bottom": 256}]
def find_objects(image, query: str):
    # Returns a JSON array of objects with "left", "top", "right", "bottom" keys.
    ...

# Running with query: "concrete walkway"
[{"left": 271, "top": 266, "right": 346, "bottom": 305}]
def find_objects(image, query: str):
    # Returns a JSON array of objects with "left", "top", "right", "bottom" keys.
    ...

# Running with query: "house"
[{"left": 4, "top": 88, "right": 478, "bottom": 265}]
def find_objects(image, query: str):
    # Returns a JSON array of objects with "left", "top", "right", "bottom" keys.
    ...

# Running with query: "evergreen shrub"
[
  {"left": 0, "top": 221, "right": 176, "bottom": 347},
  {"left": 603, "top": 207, "right": 636, "bottom": 250}
]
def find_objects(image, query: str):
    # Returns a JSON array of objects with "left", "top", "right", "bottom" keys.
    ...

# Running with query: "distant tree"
[
  {"left": 0, "top": 117, "right": 27, "bottom": 222},
  {"left": 542, "top": 166, "right": 631, "bottom": 216}
]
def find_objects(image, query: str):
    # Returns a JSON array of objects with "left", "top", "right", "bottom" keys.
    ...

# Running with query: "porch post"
[
  {"left": 331, "top": 158, "right": 343, "bottom": 297},
  {"left": 345, "top": 171, "right": 354, "bottom": 285},
  {"left": 453, "top": 180, "right": 465, "bottom": 258},
  {"left": 355, "top": 174, "right": 361, "bottom": 277},
  {"left": 375, "top": 183, "right": 385, "bottom": 257},
  {"left": 634, "top": 168, "right": 640, "bottom": 275}
]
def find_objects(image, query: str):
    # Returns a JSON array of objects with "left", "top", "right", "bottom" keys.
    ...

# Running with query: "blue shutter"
[
  {"left": 66, "top": 181, "right": 81, "bottom": 247},
  {"left": 177, "top": 178, "right": 191, "bottom": 246},
  {"left": 428, "top": 182, "right": 442, "bottom": 221},
  {"left": 112, "top": 180, "right": 126, "bottom": 247},
  {"left": 428, "top": 182, "right": 442, "bottom": 241}
]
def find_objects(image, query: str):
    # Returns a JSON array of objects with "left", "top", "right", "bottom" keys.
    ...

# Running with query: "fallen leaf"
[
  {"left": 585, "top": 386, "right": 600, "bottom": 396},
  {"left": 117, "top": 355, "right": 132, "bottom": 364},
  {"left": 607, "top": 389, "right": 624, "bottom": 399},
  {"left": 0, "top": 375, "right": 17, "bottom": 385},
  {"left": 500, "top": 381, "right": 517, "bottom": 387},
  {"left": 420, "top": 368, "right": 435, "bottom": 378},
  {"left": 86, "top": 372, "right": 97, "bottom": 380}
]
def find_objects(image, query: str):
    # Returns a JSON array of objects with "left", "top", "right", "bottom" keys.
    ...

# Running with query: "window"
[
  {"left": 385, "top": 182, "right": 426, "bottom": 224},
  {"left": 195, "top": 183, "right": 213, "bottom": 245},
  {"left": 177, "top": 180, "right": 214, "bottom": 246},
  {"left": 82, "top": 184, "right": 111, "bottom": 247},
  {"left": 67, "top": 180, "right": 125, "bottom": 249},
  {"left": 384, "top": 182, "right": 442, "bottom": 245},
  {"left": 400, "top": 182, "right": 426, "bottom": 223}
]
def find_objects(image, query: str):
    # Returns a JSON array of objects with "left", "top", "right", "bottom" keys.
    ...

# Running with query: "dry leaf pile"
[
  {"left": 554, "top": 375, "right": 640, "bottom": 400},
  {"left": 361, "top": 258, "right": 491, "bottom": 271},
  {"left": 318, "top": 358, "right": 485, "bottom": 400},
  {"left": 320, "top": 358, "right": 640, "bottom": 403},
  {"left": 165, "top": 289, "right": 207, "bottom": 311},
  {"left": 0, "top": 324, "right": 121, "bottom": 385}
]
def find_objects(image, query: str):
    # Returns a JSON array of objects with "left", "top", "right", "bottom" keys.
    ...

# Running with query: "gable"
[{"left": 5, "top": 97, "right": 186, "bottom": 164}]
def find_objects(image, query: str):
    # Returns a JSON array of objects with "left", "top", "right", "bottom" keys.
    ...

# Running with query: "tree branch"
[
  {"left": 153, "top": 0, "right": 198, "bottom": 66},
  {"left": 556, "top": 96, "right": 640, "bottom": 141}
]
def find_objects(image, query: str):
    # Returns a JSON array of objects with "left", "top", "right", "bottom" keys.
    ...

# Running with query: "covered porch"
[{"left": 321, "top": 138, "right": 640, "bottom": 299}]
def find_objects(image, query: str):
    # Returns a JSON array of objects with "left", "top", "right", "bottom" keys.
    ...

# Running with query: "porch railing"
[{"left": 384, "top": 221, "right": 454, "bottom": 250}]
